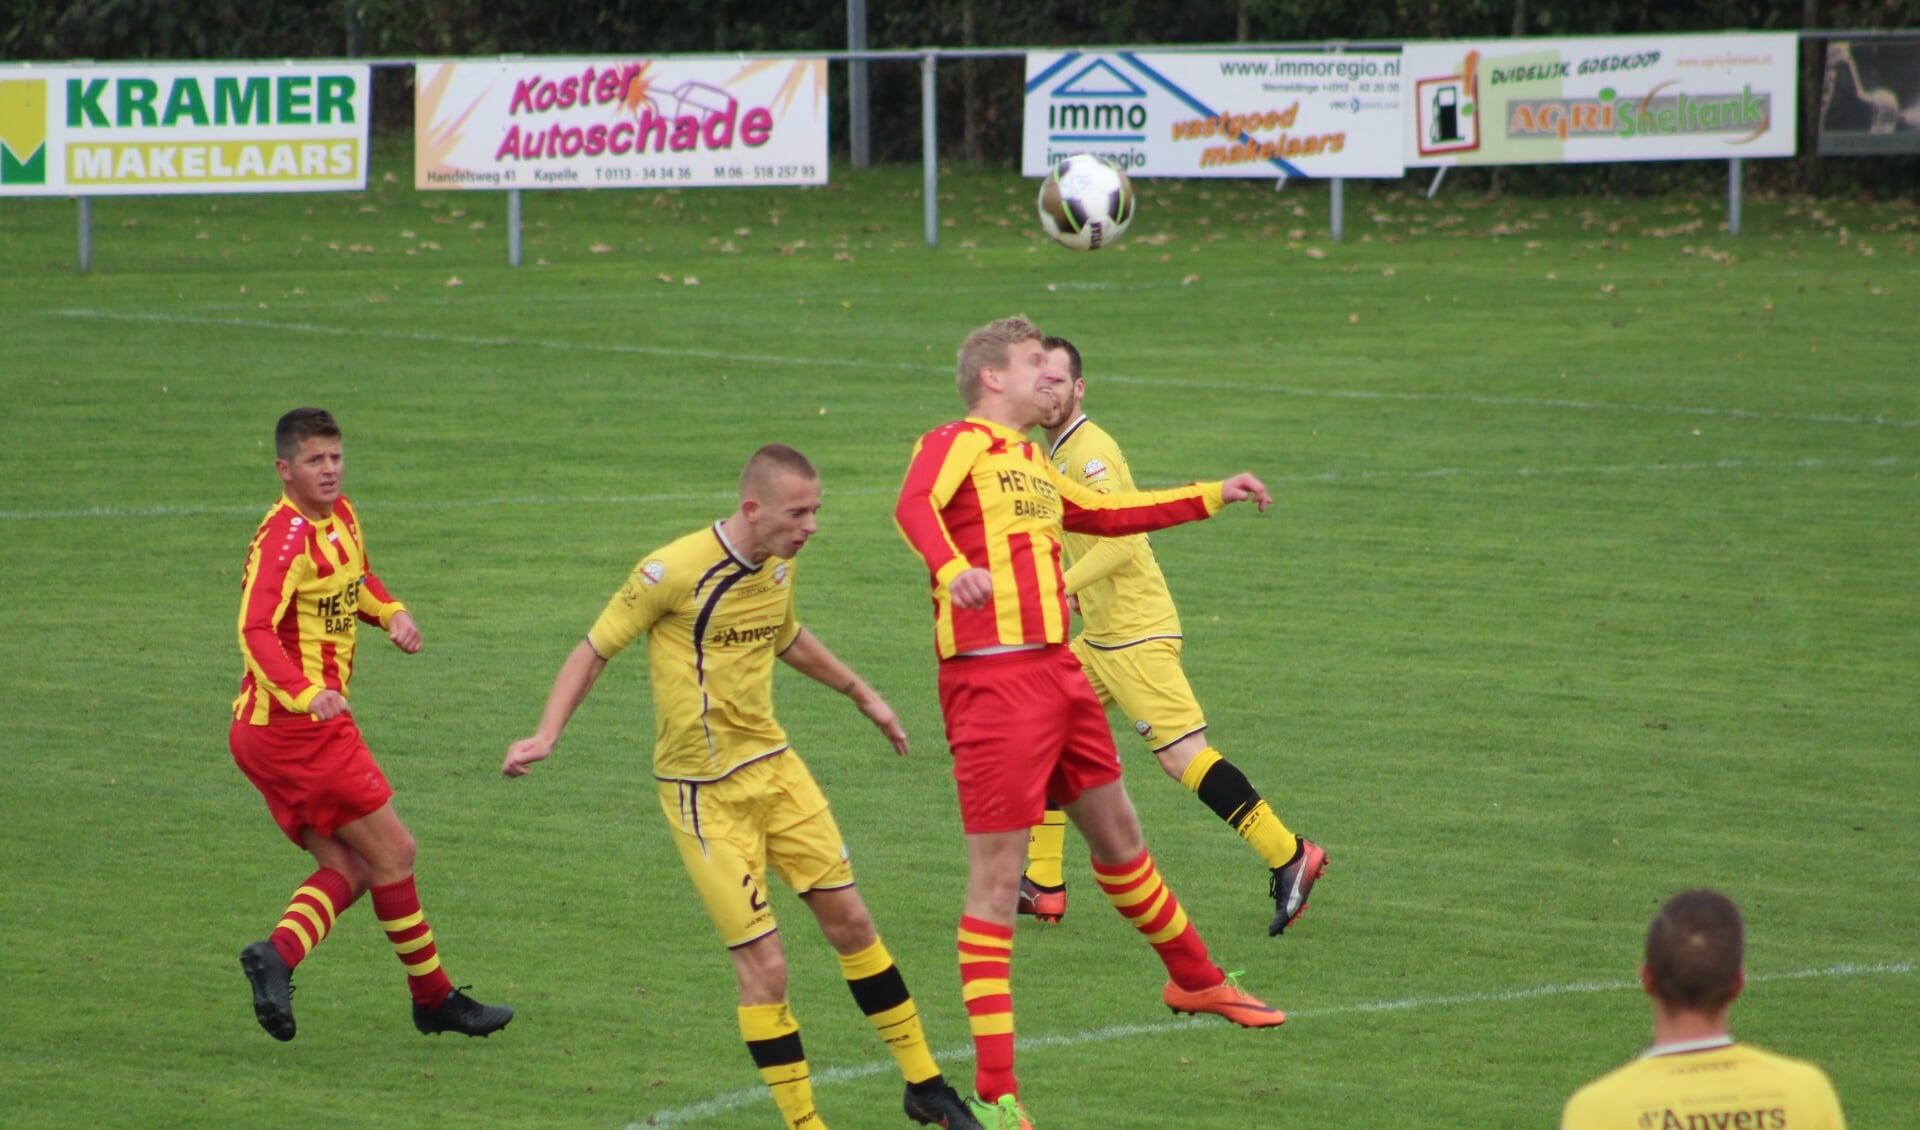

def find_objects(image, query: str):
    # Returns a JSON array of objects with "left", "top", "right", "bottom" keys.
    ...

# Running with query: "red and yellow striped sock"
[
  {"left": 1092, "top": 848, "right": 1223, "bottom": 992},
  {"left": 370, "top": 875, "right": 454, "bottom": 1009},
  {"left": 739, "top": 1002, "right": 822, "bottom": 1130},
  {"left": 958, "top": 915, "right": 1016, "bottom": 1102},
  {"left": 268, "top": 867, "right": 355, "bottom": 969}
]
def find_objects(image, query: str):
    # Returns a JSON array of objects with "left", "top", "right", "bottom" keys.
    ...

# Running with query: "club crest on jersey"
[
  {"left": 1133, "top": 719, "right": 1156, "bottom": 740},
  {"left": 774, "top": 564, "right": 789, "bottom": 585},
  {"left": 641, "top": 560, "right": 666, "bottom": 586},
  {"left": 1083, "top": 458, "right": 1110, "bottom": 482}
]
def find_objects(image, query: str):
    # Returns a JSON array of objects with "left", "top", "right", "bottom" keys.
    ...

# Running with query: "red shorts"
[
  {"left": 229, "top": 716, "right": 393, "bottom": 846},
  {"left": 938, "top": 645, "right": 1122, "bottom": 834}
]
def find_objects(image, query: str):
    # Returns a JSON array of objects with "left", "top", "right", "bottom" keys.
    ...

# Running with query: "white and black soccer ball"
[{"left": 1036, "top": 154, "right": 1136, "bottom": 251}]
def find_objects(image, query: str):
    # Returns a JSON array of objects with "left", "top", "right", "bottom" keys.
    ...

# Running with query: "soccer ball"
[{"left": 1036, "top": 154, "right": 1136, "bottom": 251}]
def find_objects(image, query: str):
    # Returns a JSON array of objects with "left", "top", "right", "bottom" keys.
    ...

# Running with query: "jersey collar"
[
  {"left": 964, "top": 416, "right": 1032, "bottom": 445},
  {"left": 1048, "top": 414, "right": 1090, "bottom": 459},
  {"left": 1641, "top": 1035, "right": 1736, "bottom": 1059},
  {"left": 711, "top": 521, "right": 762, "bottom": 571}
]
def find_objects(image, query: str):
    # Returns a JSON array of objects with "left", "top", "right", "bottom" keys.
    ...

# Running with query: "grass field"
[{"left": 2, "top": 153, "right": 1916, "bottom": 1129}]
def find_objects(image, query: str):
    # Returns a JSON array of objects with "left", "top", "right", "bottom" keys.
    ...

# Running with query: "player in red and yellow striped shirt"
[
  {"left": 894, "top": 317, "right": 1284, "bottom": 1129},
  {"left": 230, "top": 408, "right": 511, "bottom": 1042}
]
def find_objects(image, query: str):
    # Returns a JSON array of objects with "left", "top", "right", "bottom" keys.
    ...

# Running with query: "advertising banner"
[
  {"left": 0, "top": 63, "right": 369, "bottom": 197},
  {"left": 1022, "top": 51, "right": 1405, "bottom": 179},
  {"left": 415, "top": 57, "right": 828, "bottom": 190},
  {"left": 1402, "top": 34, "right": 1797, "bottom": 167},
  {"left": 1818, "top": 40, "right": 1920, "bottom": 156}
]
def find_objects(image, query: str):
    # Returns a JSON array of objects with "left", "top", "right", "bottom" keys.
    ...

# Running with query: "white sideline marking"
[
  {"left": 2, "top": 458, "right": 1911, "bottom": 522},
  {"left": 47, "top": 308, "right": 1920, "bottom": 430},
  {"left": 50, "top": 309, "right": 935, "bottom": 373},
  {"left": 631, "top": 961, "right": 1912, "bottom": 1127},
  {"left": 1099, "top": 375, "right": 1920, "bottom": 430}
]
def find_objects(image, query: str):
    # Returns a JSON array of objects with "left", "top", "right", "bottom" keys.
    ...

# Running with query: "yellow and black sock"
[
  {"left": 1024, "top": 805, "right": 1068, "bottom": 889},
  {"left": 1179, "top": 747, "right": 1298, "bottom": 870},
  {"left": 739, "top": 1001, "right": 823, "bottom": 1130},
  {"left": 838, "top": 938, "right": 940, "bottom": 1086}
]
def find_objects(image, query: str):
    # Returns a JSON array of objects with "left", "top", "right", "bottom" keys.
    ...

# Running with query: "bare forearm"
[
  {"left": 533, "top": 638, "right": 608, "bottom": 744},
  {"left": 779, "top": 628, "right": 867, "bottom": 698}
]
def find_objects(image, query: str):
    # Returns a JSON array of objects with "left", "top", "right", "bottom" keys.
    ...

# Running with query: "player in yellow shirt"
[
  {"left": 1018, "top": 339, "right": 1327, "bottom": 938},
  {"left": 503, "top": 444, "right": 979, "bottom": 1130},
  {"left": 1561, "top": 889, "right": 1846, "bottom": 1130}
]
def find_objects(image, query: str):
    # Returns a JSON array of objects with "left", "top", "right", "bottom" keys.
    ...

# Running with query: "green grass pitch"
[{"left": 1, "top": 154, "right": 1916, "bottom": 1128}]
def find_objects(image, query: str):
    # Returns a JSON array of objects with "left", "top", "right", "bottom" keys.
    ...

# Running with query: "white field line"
[
  {"left": 45, "top": 308, "right": 1920, "bottom": 431},
  {"left": 2, "top": 457, "right": 1911, "bottom": 522},
  {"left": 99, "top": 262, "right": 1920, "bottom": 314},
  {"left": 630, "top": 961, "right": 1913, "bottom": 1128}
]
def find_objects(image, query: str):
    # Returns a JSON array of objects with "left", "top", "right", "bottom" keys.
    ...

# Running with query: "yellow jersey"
[
  {"left": 588, "top": 522, "right": 802, "bottom": 783},
  {"left": 1562, "top": 1038, "right": 1846, "bottom": 1130},
  {"left": 1048, "top": 414, "right": 1182, "bottom": 647}
]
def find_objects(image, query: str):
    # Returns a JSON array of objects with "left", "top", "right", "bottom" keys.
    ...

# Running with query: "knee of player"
[
  {"left": 731, "top": 936, "right": 792, "bottom": 1003},
  {"left": 336, "top": 854, "right": 373, "bottom": 896},
  {"left": 823, "top": 906, "right": 878, "bottom": 953},
  {"left": 379, "top": 826, "right": 419, "bottom": 874}
]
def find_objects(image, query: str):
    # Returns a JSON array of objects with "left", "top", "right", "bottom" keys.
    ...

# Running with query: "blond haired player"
[
  {"left": 504, "top": 445, "right": 978, "bottom": 1130},
  {"left": 1018, "top": 338, "right": 1327, "bottom": 938},
  {"left": 1561, "top": 889, "right": 1846, "bottom": 1130},
  {"left": 895, "top": 316, "right": 1286, "bottom": 1130}
]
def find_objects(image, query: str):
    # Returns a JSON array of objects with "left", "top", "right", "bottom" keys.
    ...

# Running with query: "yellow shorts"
[
  {"left": 1071, "top": 635, "right": 1207, "bottom": 753},
  {"left": 656, "top": 750, "right": 854, "bottom": 949}
]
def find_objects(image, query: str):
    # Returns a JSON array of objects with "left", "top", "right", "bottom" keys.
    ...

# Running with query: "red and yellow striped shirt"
[
  {"left": 232, "top": 495, "right": 407, "bottom": 726},
  {"left": 895, "top": 417, "right": 1222, "bottom": 659}
]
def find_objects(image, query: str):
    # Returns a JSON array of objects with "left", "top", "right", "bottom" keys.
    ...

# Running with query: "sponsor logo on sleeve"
[{"left": 641, "top": 560, "right": 665, "bottom": 585}]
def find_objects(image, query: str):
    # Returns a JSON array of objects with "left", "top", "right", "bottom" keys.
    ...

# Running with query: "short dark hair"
[
  {"left": 275, "top": 408, "right": 340, "bottom": 461},
  {"left": 1644, "top": 889, "right": 1744, "bottom": 1010},
  {"left": 740, "top": 443, "right": 818, "bottom": 498},
  {"left": 1041, "top": 335, "right": 1083, "bottom": 381}
]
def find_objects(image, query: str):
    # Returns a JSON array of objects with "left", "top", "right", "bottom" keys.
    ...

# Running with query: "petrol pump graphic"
[{"left": 1416, "top": 50, "right": 1481, "bottom": 157}]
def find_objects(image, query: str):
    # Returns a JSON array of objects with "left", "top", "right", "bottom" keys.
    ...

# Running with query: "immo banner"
[
  {"left": 1022, "top": 51, "right": 1407, "bottom": 179},
  {"left": 1402, "top": 34, "right": 1797, "bottom": 167},
  {"left": 0, "top": 63, "right": 369, "bottom": 196},
  {"left": 414, "top": 57, "right": 828, "bottom": 190}
]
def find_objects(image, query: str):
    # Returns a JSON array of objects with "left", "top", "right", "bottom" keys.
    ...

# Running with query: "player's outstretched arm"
[
  {"left": 777, "top": 627, "right": 909, "bottom": 756},
  {"left": 1220, "top": 472, "right": 1272, "bottom": 512},
  {"left": 502, "top": 638, "right": 609, "bottom": 777}
]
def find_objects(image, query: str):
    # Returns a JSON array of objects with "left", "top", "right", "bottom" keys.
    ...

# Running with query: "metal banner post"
[
  {"left": 1728, "top": 158, "right": 1743, "bottom": 237},
  {"left": 923, "top": 54, "right": 939, "bottom": 248},
  {"left": 77, "top": 197, "right": 92, "bottom": 273},
  {"left": 507, "top": 189, "right": 523, "bottom": 267}
]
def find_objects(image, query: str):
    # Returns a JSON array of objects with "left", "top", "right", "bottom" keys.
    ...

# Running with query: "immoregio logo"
[{"left": 0, "top": 80, "right": 49, "bottom": 185}]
